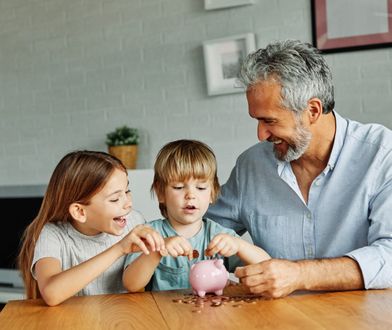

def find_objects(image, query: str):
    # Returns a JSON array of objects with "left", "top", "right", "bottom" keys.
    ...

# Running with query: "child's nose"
[
  {"left": 124, "top": 193, "right": 132, "bottom": 209},
  {"left": 185, "top": 189, "right": 195, "bottom": 199}
]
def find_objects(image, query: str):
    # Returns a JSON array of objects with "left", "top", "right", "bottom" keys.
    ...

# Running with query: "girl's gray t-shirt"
[{"left": 31, "top": 210, "right": 145, "bottom": 296}]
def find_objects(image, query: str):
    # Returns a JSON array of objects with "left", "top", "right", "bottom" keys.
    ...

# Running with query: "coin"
[{"left": 192, "top": 249, "right": 199, "bottom": 258}]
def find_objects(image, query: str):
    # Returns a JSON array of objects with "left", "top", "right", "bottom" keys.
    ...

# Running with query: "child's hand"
[
  {"left": 161, "top": 236, "right": 193, "bottom": 260},
  {"left": 120, "top": 225, "right": 165, "bottom": 255},
  {"left": 205, "top": 234, "right": 239, "bottom": 257}
]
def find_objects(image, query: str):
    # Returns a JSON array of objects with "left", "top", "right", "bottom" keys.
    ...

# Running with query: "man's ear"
[
  {"left": 307, "top": 98, "right": 323, "bottom": 124},
  {"left": 69, "top": 203, "right": 87, "bottom": 223}
]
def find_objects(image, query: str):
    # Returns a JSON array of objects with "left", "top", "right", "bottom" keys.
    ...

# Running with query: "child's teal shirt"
[{"left": 124, "top": 218, "right": 241, "bottom": 291}]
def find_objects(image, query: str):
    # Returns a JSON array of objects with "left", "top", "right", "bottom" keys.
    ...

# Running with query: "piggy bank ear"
[
  {"left": 191, "top": 264, "right": 195, "bottom": 270},
  {"left": 214, "top": 259, "right": 224, "bottom": 270}
]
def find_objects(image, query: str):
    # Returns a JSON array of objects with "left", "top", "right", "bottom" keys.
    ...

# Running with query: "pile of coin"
[{"left": 172, "top": 293, "right": 263, "bottom": 313}]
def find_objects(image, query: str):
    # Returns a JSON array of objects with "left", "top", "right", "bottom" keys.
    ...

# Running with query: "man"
[{"left": 206, "top": 40, "right": 392, "bottom": 298}]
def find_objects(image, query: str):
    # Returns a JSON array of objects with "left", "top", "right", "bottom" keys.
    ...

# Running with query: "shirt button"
[
  {"left": 315, "top": 179, "right": 321, "bottom": 186},
  {"left": 306, "top": 213, "right": 312, "bottom": 220}
]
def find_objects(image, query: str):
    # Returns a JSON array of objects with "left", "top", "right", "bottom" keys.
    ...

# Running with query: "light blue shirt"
[
  {"left": 124, "top": 218, "right": 240, "bottom": 291},
  {"left": 207, "top": 112, "right": 392, "bottom": 289}
]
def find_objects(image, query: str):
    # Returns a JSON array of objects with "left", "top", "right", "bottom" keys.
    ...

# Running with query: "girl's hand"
[
  {"left": 206, "top": 234, "right": 239, "bottom": 257},
  {"left": 161, "top": 236, "right": 193, "bottom": 260},
  {"left": 120, "top": 225, "right": 165, "bottom": 255}
]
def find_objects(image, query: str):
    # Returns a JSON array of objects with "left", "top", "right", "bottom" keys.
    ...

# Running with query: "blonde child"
[
  {"left": 18, "top": 150, "right": 164, "bottom": 306},
  {"left": 123, "top": 140, "right": 270, "bottom": 292}
]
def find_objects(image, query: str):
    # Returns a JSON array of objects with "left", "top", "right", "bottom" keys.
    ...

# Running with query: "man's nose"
[{"left": 257, "top": 122, "right": 271, "bottom": 141}]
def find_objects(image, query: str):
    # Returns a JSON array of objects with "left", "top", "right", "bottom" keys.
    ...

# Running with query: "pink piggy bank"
[{"left": 189, "top": 259, "right": 229, "bottom": 297}]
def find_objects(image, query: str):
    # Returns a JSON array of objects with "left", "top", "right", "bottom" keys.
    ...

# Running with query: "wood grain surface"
[{"left": 1, "top": 285, "right": 391, "bottom": 329}]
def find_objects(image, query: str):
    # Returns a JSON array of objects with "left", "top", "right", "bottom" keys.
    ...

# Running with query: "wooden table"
[{"left": 1, "top": 286, "right": 392, "bottom": 329}]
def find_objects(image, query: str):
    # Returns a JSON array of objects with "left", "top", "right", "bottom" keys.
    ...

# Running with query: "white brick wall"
[{"left": 0, "top": 0, "right": 392, "bottom": 186}]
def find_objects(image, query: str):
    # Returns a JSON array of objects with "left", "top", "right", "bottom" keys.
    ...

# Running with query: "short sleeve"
[
  {"left": 31, "top": 224, "right": 63, "bottom": 279},
  {"left": 124, "top": 251, "right": 142, "bottom": 269}
]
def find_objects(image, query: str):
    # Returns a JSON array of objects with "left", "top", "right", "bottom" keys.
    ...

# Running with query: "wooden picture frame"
[{"left": 312, "top": 0, "right": 392, "bottom": 53}]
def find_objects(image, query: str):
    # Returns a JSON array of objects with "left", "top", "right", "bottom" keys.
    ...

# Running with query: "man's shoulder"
[
  {"left": 237, "top": 142, "right": 275, "bottom": 165},
  {"left": 346, "top": 119, "right": 392, "bottom": 151}
]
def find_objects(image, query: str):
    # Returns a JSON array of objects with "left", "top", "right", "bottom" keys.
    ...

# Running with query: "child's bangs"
[{"left": 165, "top": 155, "right": 215, "bottom": 183}]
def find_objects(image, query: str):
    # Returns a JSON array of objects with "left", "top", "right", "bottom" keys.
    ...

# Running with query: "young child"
[
  {"left": 123, "top": 140, "right": 270, "bottom": 292},
  {"left": 18, "top": 150, "right": 164, "bottom": 306}
]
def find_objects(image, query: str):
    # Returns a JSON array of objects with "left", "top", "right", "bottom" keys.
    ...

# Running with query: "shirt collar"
[
  {"left": 327, "top": 111, "right": 347, "bottom": 172},
  {"left": 276, "top": 110, "right": 348, "bottom": 174}
]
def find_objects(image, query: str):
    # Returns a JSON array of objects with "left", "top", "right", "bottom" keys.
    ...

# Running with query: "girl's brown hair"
[
  {"left": 18, "top": 150, "right": 126, "bottom": 299},
  {"left": 151, "top": 139, "right": 220, "bottom": 218}
]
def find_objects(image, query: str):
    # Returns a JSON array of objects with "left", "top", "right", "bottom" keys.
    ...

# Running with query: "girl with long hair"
[{"left": 18, "top": 150, "right": 164, "bottom": 306}]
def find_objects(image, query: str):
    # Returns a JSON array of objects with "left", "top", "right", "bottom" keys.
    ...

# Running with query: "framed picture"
[
  {"left": 204, "top": 0, "right": 254, "bottom": 10},
  {"left": 312, "top": 0, "right": 392, "bottom": 53},
  {"left": 202, "top": 33, "right": 256, "bottom": 96}
]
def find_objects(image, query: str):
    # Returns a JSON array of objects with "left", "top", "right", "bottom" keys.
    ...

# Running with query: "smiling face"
[
  {"left": 71, "top": 168, "right": 132, "bottom": 236},
  {"left": 247, "top": 81, "right": 312, "bottom": 162},
  {"left": 158, "top": 177, "right": 213, "bottom": 234}
]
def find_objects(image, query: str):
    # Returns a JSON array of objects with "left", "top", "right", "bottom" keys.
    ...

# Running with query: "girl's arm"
[
  {"left": 35, "top": 225, "right": 164, "bottom": 306},
  {"left": 123, "top": 235, "right": 193, "bottom": 292},
  {"left": 206, "top": 234, "right": 270, "bottom": 265},
  {"left": 122, "top": 252, "right": 161, "bottom": 292}
]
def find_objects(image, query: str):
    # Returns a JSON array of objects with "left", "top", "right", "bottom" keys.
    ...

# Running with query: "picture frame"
[
  {"left": 312, "top": 0, "right": 392, "bottom": 53},
  {"left": 202, "top": 33, "right": 256, "bottom": 96},
  {"left": 204, "top": 0, "right": 254, "bottom": 10}
]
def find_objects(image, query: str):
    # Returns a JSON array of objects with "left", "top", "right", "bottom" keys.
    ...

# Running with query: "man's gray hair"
[{"left": 238, "top": 40, "right": 335, "bottom": 114}]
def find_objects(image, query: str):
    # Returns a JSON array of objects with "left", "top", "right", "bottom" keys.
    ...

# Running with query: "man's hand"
[
  {"left": 234, "top": 259, "right": 302, "bottom": 298},
  {"left": 235, "top": 257, "right": 364, "bottom": 298}
]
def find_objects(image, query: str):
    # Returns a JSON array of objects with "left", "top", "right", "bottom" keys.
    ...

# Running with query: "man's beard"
[{"left": 273, "top": 120, "right": 312, "bottom": 162}]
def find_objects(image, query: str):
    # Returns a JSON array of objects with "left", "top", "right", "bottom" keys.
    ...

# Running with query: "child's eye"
[
  {"left": 172, "top": 185, "right": 184, "bottom": 190},
  {"left": 197, "top": 186, "right": 207, "bottom": 190},
  {"left": 110, "top": 198, "right": 119, "bottom": 202}
]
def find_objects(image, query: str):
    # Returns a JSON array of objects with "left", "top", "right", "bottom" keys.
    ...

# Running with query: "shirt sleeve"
[
  {"left": 206, "top": 161, "right": 247, "bottom": 234},
  {"left": 346, "top": 172, "right": 392, "bottom": 289},
  {"left": 31, "top": 224, "right": 63, "bottom": 279},
  {"left": 123, "top": 252, "right": 142, "bottom": 269}
]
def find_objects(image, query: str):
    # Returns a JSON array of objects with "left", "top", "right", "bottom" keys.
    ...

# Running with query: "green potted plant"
[{"left": 106, "top": 126, "right": 139, "bottom": 169}]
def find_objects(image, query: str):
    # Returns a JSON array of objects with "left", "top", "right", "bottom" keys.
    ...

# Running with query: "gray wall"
[{"left": 1, "top": 0, "right": 392, "bottom": 186}]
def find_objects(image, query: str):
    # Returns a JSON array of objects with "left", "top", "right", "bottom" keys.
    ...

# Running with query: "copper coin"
[
  {"left": 192, "top": 249, "right": 199, "bottom": 258},
  {"left": 211, "top": 301, "right": 222, "bottom": 307}
]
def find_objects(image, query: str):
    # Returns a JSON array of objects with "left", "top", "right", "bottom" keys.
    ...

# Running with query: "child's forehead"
[{"left": 167, "top": 175, "right": 212, "bottom": 183}]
